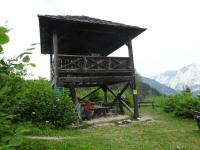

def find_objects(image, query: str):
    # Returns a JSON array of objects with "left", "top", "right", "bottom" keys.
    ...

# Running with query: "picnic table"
[
  {"left": 90, "top": 106, "right": 109, "bottom": 117},
  {"left": 81, "top": 101, "right": 109, "bottom": 119}
]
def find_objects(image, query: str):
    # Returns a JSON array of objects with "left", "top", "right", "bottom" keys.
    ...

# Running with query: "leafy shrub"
[
  {"left": 0, "top": 112, "right": 30, "bottom": 150},
  {"left": 0, "top": 76, "right": 78, "bottom": 128},
  {"left": 0, "top": 112, "right": 13, "bottom": 141},
  {"left": 14, "top": 79, "right": 79, "bottom": 128},
  {"left": 163, "top": 92, "right": 200, "bottom": 118},
  {"left": 0, "top": 75, "right": 25, "bottom": 115}
]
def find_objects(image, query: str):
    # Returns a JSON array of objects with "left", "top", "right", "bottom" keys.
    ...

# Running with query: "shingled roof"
[{"left": 38, "top": 15, "right": 146, "bottom": 55}]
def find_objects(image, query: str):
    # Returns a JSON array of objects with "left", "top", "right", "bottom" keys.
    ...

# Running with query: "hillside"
[
  {"left": 141, "top": 77, "right": 176, "bottom": 95},
  {"left": 139, "top": 81, "right": 162, "bottom": 97}
]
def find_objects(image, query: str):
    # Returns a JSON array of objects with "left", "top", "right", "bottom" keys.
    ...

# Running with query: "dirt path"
[
  {"left": 25, "top": 136, "right": 71, "bottom": 141},
  {"left": 25, "top": 115, "right": 155, "bottom": 141}
]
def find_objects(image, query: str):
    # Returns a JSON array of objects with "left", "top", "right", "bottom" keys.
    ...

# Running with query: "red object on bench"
[{"left": 85, "top": 101, "right": 92, "bottom": 111}]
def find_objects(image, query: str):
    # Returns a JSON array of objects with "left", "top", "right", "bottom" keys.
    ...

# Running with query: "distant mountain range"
[
  {"left": 141, "top": 77, "right": 176, "bottom": 95},
  {"left": 150, "top": 63, "right": 200, "bottom": 96}
]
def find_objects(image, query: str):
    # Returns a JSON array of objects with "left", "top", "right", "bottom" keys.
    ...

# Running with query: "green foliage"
[
  {"left": 0, "top": 27, "right": 36, "bottom": 77},
  {"left": 146, "top": 86, "right": 200, "bottom": 118},
  {"left": 14, "top": 79, "right": 79, "bottom": 128},
  {"left": 0, "top": 45, "right": 3, "bottom": 53},
  {"left": 136, "top": 72, "right": 162, "bottom": 98},
  {"left": 0, "top": 112, "right": 30, "bottom": 150},
  {"left": 0, "top": 113, "right": 13, "bottom": 141},
  {"left": 0, "top": 26, "right": 9, "bottom": 34},
  {"left": 0, "top": 75, "right": 25, "bottom": 115},
  {"left": 1, "top": 77, "right": 78, "bottom": 128},
  {"left": 0, "top": 26, "right": 78, "bottom": 129},
  {"left": 0, "top": 34, "right": 9, "bottom": 45},
  {"left": 140, "top": 82, "right": 162, "bottom": 98},
  {"left": 88, "top": 90, "right": 104, "bottom": 103},
  {"left": 77, "top": 88, "right": 106, "bottom": 104},
  {"left": 0, "top": 26, "right": 9, "bottom": 46},
  {"left": 124, "top": 90, "right": 133, "bottom": 107},
  {"left": 146, "top": 96, "right": 167, "bottom": 107},
  {"left": 17, "top": 141, "right": 49, "bottom": 150},
  {"left": 152, "top": 91, "right": 200, "bottom": 118},
  {"left": 19, "top": 108, "right": 200, "bottom": 150}
]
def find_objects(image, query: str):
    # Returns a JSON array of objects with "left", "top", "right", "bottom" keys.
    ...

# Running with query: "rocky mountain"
[
  {"left": 151, "top": 63, "right": 200, "bottom": 95},
  {"left": 141, "top": 77, "right": 176, "bottom": 95}
]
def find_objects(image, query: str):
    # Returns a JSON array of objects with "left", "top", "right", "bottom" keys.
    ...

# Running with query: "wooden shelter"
[{"left": 38, "top": 15, "right": 146, "bottom": 120}]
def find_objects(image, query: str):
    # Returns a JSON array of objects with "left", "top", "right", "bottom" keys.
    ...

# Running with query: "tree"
[
  {"left": 0, "top": 26, "right": 36, "bottom": 78},
  {"left": 183, "top": 85, "right": 192, "bottom": 96}
]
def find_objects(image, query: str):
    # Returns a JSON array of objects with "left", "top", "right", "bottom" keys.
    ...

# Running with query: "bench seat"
[{"left": 191, "top": 110, "right": 200, "bottom": 129}]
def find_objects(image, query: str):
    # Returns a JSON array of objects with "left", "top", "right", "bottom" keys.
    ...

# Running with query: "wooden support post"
[
  {"left": 111, "top": 83, "right": 129, "bottom": 104},
  {"left": 69, "top": 84, "right": 82, "bottom": 121},
  {"left": 53, "top": 32, "right": 59, "bottom": 87},
  {"left": 119, "top": 99, "right": 134, "bottom": 114},
  {"left": 50, "top": 54, "right": 53, "bottom": 82},
  {"left": 110, "top": 83, "right": 129, "bottom": 114},
  {"left": 102, "top": 85, "right": 108, "bottom": 104},
  {"left": 127, "top": 39, "right": 139, "bottom": 119},
  {"left": 107, "top": 85, "right": 134, "bottom": 115}
]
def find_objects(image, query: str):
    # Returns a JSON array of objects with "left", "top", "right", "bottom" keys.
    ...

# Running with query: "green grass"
[{"left": 23, "top": 108, "right": 200, "bottom": 150}]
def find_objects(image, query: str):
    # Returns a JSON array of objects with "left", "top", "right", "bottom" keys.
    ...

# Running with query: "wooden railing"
[
  {"left": 57, "top": 55, "right": 131, "bottom": 71},
  {"left": 50, "top": 55, "right": 133, "bottom": 85}
]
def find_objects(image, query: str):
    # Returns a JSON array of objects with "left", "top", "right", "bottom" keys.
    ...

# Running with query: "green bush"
[
  {"left": 0, "top": 75, "right": 25, "bottom": 115},
  {"left": 163, "top": 92, "right": 200, "bottom": 118},
  {"left": 14, "top": 79, "right": 79, "bottom": 128},
  {"left": 0, "top": 112, "right": 30, "bottom": 150},
  {"left": 0, "top": 75, "right": 78, "bottom": 128}
]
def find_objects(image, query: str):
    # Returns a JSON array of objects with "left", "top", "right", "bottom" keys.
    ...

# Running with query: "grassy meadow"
[{"left": 21, "top": 108, "right": 200, "bottom": 150}]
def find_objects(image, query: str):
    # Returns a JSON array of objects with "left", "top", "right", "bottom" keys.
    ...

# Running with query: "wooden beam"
[
  {"left": 59, "top": 69, "right": 132, "bottom": 74},
  {"left": 119, "top": 99, "right": 134, "bottom": 114},
  {"left": 59, "top": 76, "right": 132, "bottom": 83},
  {"left": 107, "top": 87, "right": 117, "bottom": 98},
  {"left": 69, "top": 84, "right": 82, "bottom": 121},
  {"left": 102, "top": 85, "right": 108, "bottom": 104},
  {"left": 127, "top": 39, "right": 139, "bottom": 119},
  {"left": 107, "top": 86, "right": 134, "bottom": 115},
  {"left": 53, "top": 32, "right": 59, "bottom": 87},
  {"left": 79, "top": 87, "right": 101, "bottom": 101},
  {"left": 112, "top": 83, "right": 129, "bottom": 114}
]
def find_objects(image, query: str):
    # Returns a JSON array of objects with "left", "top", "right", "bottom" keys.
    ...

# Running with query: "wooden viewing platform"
[
  {"left": 51, "top": 55, "right": 133, "bottom": 86},
  {"left": 38, "top": 15, "right": 146, "bottom": 120}
]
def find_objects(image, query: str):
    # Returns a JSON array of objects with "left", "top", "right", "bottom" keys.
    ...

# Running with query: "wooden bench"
[
  {"left": 191, "top": 110, "right": 200, "bottom": 129},
  {"left": 138, "top": 101, "right": 155, "bottom": 109}
]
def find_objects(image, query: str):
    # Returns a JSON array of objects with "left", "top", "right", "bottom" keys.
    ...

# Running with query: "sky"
[{"left": 0, "top": 0, "right": 200, "bottom": 79}]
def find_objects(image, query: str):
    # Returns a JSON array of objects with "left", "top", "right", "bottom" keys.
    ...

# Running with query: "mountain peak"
[{"left": 150, "top": 63, "right": 200, "bottom": 93}]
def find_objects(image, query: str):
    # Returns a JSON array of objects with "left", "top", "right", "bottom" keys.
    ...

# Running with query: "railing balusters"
[{"left": 57, "top": 55, "right": 131, "bottom": 71}]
